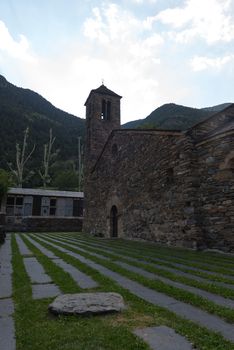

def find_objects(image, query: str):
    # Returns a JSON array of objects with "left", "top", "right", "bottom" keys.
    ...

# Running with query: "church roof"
[{"left": 84, "top": 84, "right": 122, "bottom": 105}]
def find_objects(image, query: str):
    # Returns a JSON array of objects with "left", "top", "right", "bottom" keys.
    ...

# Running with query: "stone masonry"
[{"left": 83, "top": 85, "right": 234, "bottom": 252}]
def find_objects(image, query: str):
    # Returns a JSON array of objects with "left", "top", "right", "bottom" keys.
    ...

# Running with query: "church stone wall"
[
  {"left": 196, "top": 133, "right": 234, "bottom": 251},
  {"left": 84, "top": 130, "right": 203, "bottom": 249},
  {"left": 83, "top": 86, "right": 233, "bottom": 252}
]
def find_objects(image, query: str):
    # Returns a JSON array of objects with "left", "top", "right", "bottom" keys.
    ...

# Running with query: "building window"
[
  {"left": 49, "top": 198, "right": 57, "bottom": 216},
  {"left": 6, "top": 196, "right": 23, "bottom": 216}
]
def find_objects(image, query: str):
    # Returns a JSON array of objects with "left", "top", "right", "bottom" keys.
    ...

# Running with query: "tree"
[
  {"left": 39, "top": 129, "right": 58, "bottom": 188},
  {"left": 0, "top": 169, "right": 10, "bottom": 201},
  {"left": 77, "top": 136, "right": 84, "bottom": 191},
  {"left": 53, "top": 170, "right": 79, "bottom": 191},
  {"left": 8, "top": 127, "right": 35, "bottom": 188}
]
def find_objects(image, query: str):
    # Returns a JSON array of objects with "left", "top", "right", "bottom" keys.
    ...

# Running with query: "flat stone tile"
[
  {"left": 54, "top": 259, "right": 98, "bottom": 289},
  {"left": 32, "top": 283, "right": 60, "bottom": 300},
  {"left": 67, "top": 237, "right": 234, "bottom": 291},
  {"left": 0, "top": 237, "right": 12, "bottom": 298},
  {"left": 0, "top": 236, "right": 12, "bottom": 262},
  {"left": 24, "top": 235, "right": 58, "bottom": 259},
  {"left": 150, "top": 257, "right": 234, "bottom": 281},
  {"left": 23, "top": 257, "right": 52, "bottom": 284},
  {"left": 117, "top": 261, "right": 234, "bottom": 309},
  {"left": 0, "top": 298, "right": 14, "bottom": 316},
  {"left": 28, "top": 236, "right": 98, "bottom": 289},
  {"left": 0, "top": 316, "right": 16, "bottom": 350},
  {"left": 39, "top": 237, "right": 234, "bottom": 343},
  {"left": 41, "top": 236, "right": 234, "bottom": 308},
  {"left": 134, "top": 326, "right": 194, "bottom": 350},
  {"left": 15, "top": 235, "right": 32, "bottom": 256}
]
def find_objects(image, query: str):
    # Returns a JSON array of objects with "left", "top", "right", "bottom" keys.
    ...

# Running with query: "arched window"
[
  {"left": 110, "top": 205, "right": 118, "bottom": 237},
  {"left": 101, "top": 99, "right": 106, "bottom": 119},
  {"left": 101, "top": 99, "right": 111, "bottom": 120},
  {"left": 107, "top": 101, "right": 111, "bottom": 120}
]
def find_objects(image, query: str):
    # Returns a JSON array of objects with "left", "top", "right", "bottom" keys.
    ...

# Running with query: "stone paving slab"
[
  {"left": 134, "top": 326, "right": 194, "bottom": 350},
  {"left": 24, "top": 235, "right": 58, "bottom": 259},
  {"left": 40, "top": 236, "right": 234, "bottom": 309},
  {"left": 149, "top": 256, "right": 234, "bottom": 281},
  {"left": 35, "top": 235, "right": 110, "bottom": 261},
  {"left": 56, "top": 235, "right": 234, "bottom": 273},
  {"left": 117, "top": 261, "right": 234, "bottom": 309},
  {"left": 23, "top": 257, "right": 52, "bottom": 284},
  {"left": 0, "top": 298, "right": 14, "bottom": 316},
  {"left": 48, "top": 235, "right": 234, "bottom": 290},
  {"left": 32, "top": 283, "right": 60, "bottom": 300},
  {"left": 38, "top": 236, "right": 234, "bottom": 343},
  {"left": 0, "top": 236, "right": 13, "bottom": 298},
  {"left": 0, "top": 316, "right": 16, "bottom": 350},
  {"left": 15, "top": 234, "right": 32, "bottom": 256},
  {"left": 28, "top": 235, "right": 98, "bottom": 289},
  {"left": 0, "top": 236, "right": 16, "bottom": 350},
  {"left": 54, "top": 259, "right": 98, "bottom": 289}
]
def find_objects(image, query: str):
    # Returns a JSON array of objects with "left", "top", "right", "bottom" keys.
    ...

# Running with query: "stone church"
[{"left": 83, "top": 84, "right": 234, "bottom": 252}]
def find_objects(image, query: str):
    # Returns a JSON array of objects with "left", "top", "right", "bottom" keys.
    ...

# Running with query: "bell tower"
[{"left": 84, "top": 84, "right": 122, "bottom": 169}]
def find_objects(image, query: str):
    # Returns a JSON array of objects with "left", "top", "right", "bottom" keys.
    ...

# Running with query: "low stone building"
[
  {"left": 83, "top": 85, "right": 234, "bottom": 252},
  {"left": 1, "top": 188, "right": 84, "bottom": 232}
]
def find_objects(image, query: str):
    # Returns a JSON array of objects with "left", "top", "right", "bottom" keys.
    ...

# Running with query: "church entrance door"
[{"left": 110, "top": 205, "right": 118, "bottom": 237}]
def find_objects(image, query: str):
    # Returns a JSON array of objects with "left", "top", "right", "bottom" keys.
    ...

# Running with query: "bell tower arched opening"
[{"left": 110, "top": 205, "right": 118, "bottom": 237}]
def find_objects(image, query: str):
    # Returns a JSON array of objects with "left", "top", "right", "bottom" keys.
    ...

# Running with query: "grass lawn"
[{"left": 11, "top": 232, "right": 234, "bottom": 350}]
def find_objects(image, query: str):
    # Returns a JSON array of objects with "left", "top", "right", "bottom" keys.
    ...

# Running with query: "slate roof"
[
  {"left": 84, "top": 85, "right": 122, "bottom": 105},
  {"left": 8, "top": 188, "right": 84, "bottom": 198}
]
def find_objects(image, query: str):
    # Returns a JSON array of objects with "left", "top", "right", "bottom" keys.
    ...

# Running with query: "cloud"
[
  {"left": 190, "top": 54, "right": 234, "bottom": 71},
  {"left": 81, "top": 3, "right": 166, "bottom": 121},
  {"left": 156, "top": 0, "right": 234, "bottom": 44},
  {"left": 0, "top": 20, "right": 36, "bottom": 62}
]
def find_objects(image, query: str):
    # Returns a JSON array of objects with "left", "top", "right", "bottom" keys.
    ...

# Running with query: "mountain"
[
  {"left": 1, "top": 74, "right": 232, "bottom": 187},
  {"left": 122, "top": 102, "right": 232, "bottom": 130},
  {"left": 0, "top": 75, "right": 85, "bottom": 185}
]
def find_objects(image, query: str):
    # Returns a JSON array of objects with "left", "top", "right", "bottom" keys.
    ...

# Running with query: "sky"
[{"left": 0, "top": 0, "right": 234, "bottom": 124}]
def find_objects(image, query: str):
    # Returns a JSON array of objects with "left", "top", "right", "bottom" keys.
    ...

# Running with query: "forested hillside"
[
  {"left": 0, "top": 74, "right": 231, "bottom": 188},
  {"left": 0, "top": 75, "right": 85, "bottom": 187},
  {"left": 122, "top": 102, "right": 232, "bottom": 130}
]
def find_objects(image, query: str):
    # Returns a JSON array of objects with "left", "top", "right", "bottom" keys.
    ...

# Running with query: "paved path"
[
  {"left": 0, "top": 236, "right": 13, "bottom": 298},
  {"left": 15, "top": 234, "right": 32, "bottom": 255},
  {"left": 35, "top": 235, "right": 234, "bottom": 343},
  {"left": 0, "top": 235, "right": 16, "bottom": 350},
  {"left": 15, "top": 237, "right": 60, "bottom": 300},
  {"left": 54, "top": 234, "right": 234, "bottom": 273},
  {"left": 43, "top": 235, "right": 234, "bottom": 309},
  {"left": 50, "top": 235, "right": 234, "bottom": 291},
  {"left": 25, "top": 235, "right": 98, "bottom": 289}
]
